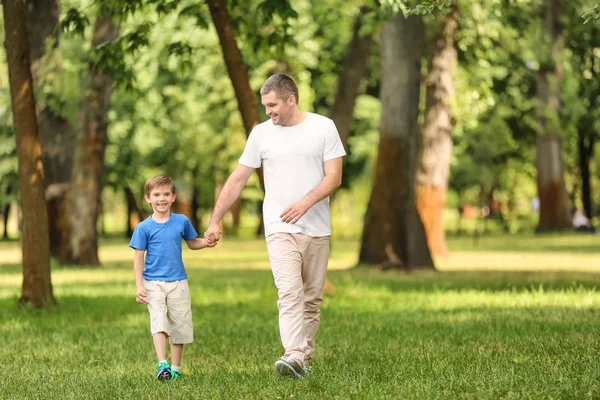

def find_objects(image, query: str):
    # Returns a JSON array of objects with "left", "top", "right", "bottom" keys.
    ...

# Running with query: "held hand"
[
  {"left": 204, "top": 237, "right": 218, "bottom": 248},
  {"left": 280, "top": 198, "right": 312, "bottom": 224},
  {"left": 136, "top": 286, "right": 148, "bottom": 304},
  {"left": 204, "top": 223, "right": 221, "bottom": 245}
]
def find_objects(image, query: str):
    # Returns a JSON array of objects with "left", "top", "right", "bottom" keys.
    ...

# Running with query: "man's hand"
[
  {"left": 136, "top": 286, "right": 148, "bottom": 304},
  {"left": 204, "top": 237, "right": 218, "bottom": 248},
  {"left": 204, "top": 223, "right": 221, "bottom": 245},
  {"left": 280, "top": 197, "right": 312, "bottom": 224}
]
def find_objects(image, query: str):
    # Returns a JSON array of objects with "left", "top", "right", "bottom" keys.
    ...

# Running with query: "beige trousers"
[{"left": 266, "top": 232, "right": 330, "bottom": 366}]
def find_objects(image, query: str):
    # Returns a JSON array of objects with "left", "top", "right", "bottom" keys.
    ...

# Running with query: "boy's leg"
[
  {"left": 171, "top": 343, "right": 183, "bottom": 367},
  {"left": 166, "top": 279, "right": 193, "bottom": 379},
  {"left": 302, "top": 236, "right": 330, "bottom": 364},
  {"left": 144, "top": 280, "right": 170, "bottom": 361},
  {"left": 266, "top": 233, "right": 307, "bottom": 367},
  {"left": 152, "top": 332, "right": 168, "bottom": 361}
]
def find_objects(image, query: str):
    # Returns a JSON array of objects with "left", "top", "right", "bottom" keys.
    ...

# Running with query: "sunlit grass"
[{"left": 1, "top": 233, "right": 599, "bottom": 398}]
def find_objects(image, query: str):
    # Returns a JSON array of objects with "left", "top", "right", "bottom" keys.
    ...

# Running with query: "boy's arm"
[
  {"left": 133, "top": 249, "right": 147, "bottom": 304},
  {"left": 185, "top": 237, "right": 216, "bottom": 250}
]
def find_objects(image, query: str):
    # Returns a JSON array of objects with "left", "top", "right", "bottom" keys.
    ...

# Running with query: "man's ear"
[{"left": 289, "top": 95, "right": 296, "bottom": 106}]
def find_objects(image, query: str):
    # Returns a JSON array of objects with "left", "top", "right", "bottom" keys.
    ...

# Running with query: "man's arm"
[
  {"left": 205, "top": 163, "right": 255, "bottom": 241},
  {"left": 280, "top": 157, "right": 343, "bottom": 224},
  {"left": 133, "top": 249, "right": 147, "bottom": 304}
]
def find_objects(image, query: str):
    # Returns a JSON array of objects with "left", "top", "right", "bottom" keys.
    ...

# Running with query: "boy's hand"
[
  {"left": 136, "top": 286, "right": 148, "bottom": 304},
  {"left": 204, "top": 237, "right": 217, "bottom": 248},
  {"left": 205, "top": 223, "right": 221, "bottom": 244}
]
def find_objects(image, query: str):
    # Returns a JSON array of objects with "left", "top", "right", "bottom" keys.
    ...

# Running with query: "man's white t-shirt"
[{"left": 239, "top": 112, "right": 346, "bottom": 237}]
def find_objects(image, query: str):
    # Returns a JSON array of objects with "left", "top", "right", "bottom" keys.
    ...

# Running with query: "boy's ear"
[
  {"left": 145, "top": 194, "right": 151, "bottom": 204},
  {"left": 172, "top": 193, "right": 177, "bottom": 203}
]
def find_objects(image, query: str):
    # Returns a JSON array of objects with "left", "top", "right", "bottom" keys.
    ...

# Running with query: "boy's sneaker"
[
  {"left": 156, "top": 361, "right": 172, "bottom": 381},
  {"left": 274, "top": 356, "right": 305, "bottom": 379},
  {"left": 171, "top": 369, "right": 182, "bottom": 381}
]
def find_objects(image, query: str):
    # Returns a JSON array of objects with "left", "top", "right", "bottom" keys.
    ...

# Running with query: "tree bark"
[
  {"left": 25, "top": 0, "right": 74, "bottom": 260},
  {"left": 535, "top": 0, "right": 571, "bottom": 231},
  {"left": 124, "top": 185, "right": 148, "bottom": 237},
  {"left": 577, "top": 130, "right": 594, "bottom": 219},
  {"left": 2, "top": 202, "right": 9, "bottom": 240},
  {"left": 191, "top": 166, "right": 201, "bottom": 231},
  {"left": 66, "top": 12, "right": 119, "bottom": 265},
  {"left": 330, "top": 7, "right": 374, "bottom": 146},
  {"left": 359, "top": 13, "right": 435, "bottom": 271},
  {"left": 2, "top": 0, "right": 55, "bottom": 307},
  {"left": 207, "top": 0, "right": 265, "bottom": 192},
  {"left": 415, "top": 5, "right": 459, "bottom": 257}
]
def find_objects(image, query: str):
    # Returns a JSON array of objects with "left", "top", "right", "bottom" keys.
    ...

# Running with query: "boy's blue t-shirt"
[{"left": 129, "top": 213, "right": 198, "bottom": 281}]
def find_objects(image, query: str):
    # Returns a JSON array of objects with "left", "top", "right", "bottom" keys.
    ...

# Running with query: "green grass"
[{"left": 1, "top": 234, "right": 599, "bottom": 399}]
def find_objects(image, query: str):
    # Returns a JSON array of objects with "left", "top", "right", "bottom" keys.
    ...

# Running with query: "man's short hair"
[
  {"left": 145, "top": 174, "right": 176, "bottom": 195},
  {"left": 260, "top": 74, "right": 300, "bottom": 105}
]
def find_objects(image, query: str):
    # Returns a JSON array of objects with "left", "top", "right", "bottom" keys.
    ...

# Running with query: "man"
[{"left": 205, "top": 73, "right": 346, "bottom": 379}]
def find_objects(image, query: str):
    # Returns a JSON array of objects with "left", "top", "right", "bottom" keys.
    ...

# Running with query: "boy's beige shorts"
[{"left": 143, "top": 279, "right": 193, "bottom": 344}]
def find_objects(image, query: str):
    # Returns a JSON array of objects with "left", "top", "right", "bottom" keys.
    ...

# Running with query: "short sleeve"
[
  {"left": 323, "top": 120, "right": 347, "bottom": 161},
  {"left": 129, "top": 224, "right": 148, "bottom": 250},
  {"left": 182, "top": 216, "right": 198, "bottom": 240},
  {"left": 238, "top": 128, "right": 262, "bottom": 168}
]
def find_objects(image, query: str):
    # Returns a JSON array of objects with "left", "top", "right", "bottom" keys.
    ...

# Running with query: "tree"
[
  {"left": 330, "top": 5, "right": 375, "bottom": 146},
  {"left": 25, "top": 0, "right": 74, "bottom": 260},
  {"left": 2, "top": 0, "right": 55, "bottom": 306},
  {"left": 535, "top": 0, "right": 572, "bottom": 231},
  {"left": 359, "top": 11, "right": 435, "bottom": 270},
  {"left": 415, "top": 4, "right": 458, "bottom": 256},
  {"left": 67, "top": 10, "right": 119, "bottom": 264}
]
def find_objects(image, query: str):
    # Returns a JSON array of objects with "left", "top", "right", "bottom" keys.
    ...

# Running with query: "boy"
[{"left": 129, "top": 174, "right": 215, "bottom": 381}]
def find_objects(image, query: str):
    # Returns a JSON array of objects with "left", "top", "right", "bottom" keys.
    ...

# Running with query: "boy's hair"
[
  {"left": 260, "top": 74, "right": 299, "bottom": 105},
  {"left": 145, "top": 174, "right": 176, "bottom": 195}
]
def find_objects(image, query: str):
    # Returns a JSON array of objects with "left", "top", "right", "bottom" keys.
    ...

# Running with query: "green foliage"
[{"left": 581, "top": 3, "right": 600, "bottom": 23}]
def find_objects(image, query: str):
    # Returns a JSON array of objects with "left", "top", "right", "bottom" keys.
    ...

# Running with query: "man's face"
[
  {"left": 145, "top": 185, "right": 176, "bottom": 214},
  {"left": 261, "top": 91, "right": 294, "bottom": 126}
]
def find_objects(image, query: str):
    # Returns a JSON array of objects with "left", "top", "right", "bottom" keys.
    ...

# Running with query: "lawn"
[{"left": 1, "top": 233, "right": 599, "bottom": 399}]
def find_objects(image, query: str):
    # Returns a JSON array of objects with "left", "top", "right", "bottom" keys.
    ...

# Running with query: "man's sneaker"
[
  {"left": 171, "top": 369, "right": 182, "bottom": 381},
  {"left": 156, "top": 361, "right": 172, "bottom": 381},
  {"left": 274, "top": 356, "right": 305, "bottom": 379}
]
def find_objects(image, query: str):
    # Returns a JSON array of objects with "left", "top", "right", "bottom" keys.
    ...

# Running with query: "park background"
[{"left": 1, "top": 0, "right": 599, "bottom": 398}]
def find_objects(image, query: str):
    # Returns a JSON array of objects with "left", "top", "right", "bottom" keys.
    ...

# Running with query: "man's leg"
[
  {"left": 266, "top": 233, "right": 307, "bottom": 366},
  {"left": 302, "top": 236, "right": 330, "bottom": 364}
]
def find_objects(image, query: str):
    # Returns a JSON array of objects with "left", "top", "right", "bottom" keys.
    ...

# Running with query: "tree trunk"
[
  {"left": 66, "top": 12, "right": 119, "bottom": 265},
  {"left": 535, "top": 0, "right": 571, "bottom": 231},
  {"left": 577, "top": 131, "right": 594, "bottom": 219},
  {"left": 207, "top": 0, "right": 265, "bottom": 192},
  {"left": 330, "top": 7, "right": 374, "bottom": 146},
  {"left": 191, "top": 166, "right": 201, "bottom": 231},
  {"left": 416, "top": 5, "right": 459, "bottom": 257},
  {"left": 2, "top": 0, "right": 55, "bottom": 307},
  {"left": 25, "top": 0, "right": 74, "bottom": 259},
  {"left": 124, "top": 185, "right": 148, "bottom": 237},
  {"left": 359, "top": 13, "right": 434, "bottom": 271},
  {"left": 2, "top": 202, "right": 9, "bottom": 240}
]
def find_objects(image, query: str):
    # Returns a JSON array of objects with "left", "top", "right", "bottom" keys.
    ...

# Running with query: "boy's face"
[{"left": 145, "top": 185, "right": 176, "bottom": 214}]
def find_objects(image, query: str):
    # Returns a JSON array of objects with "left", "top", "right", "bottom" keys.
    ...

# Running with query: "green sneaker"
[
  {"left": 274, "top": 356, "right": 305, "bottom": 379},
  {"left": 156, "top": 361, "right": 171, "bottom": 381},
  {"left": 171, "top": 369, "right": 182, "bottom": 380}
]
